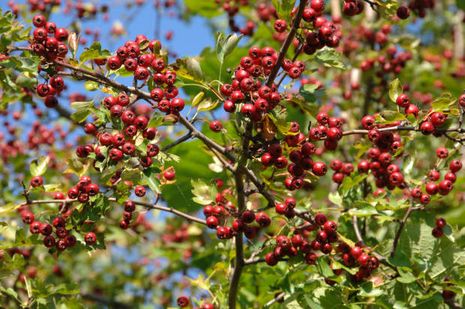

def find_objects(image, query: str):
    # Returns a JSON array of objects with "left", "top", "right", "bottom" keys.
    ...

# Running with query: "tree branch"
[
  {"left": 81, "top": 293, "right": 132, "bottom": 309},
  {"left": 20, "top": 198, "right": 206, "bottom": 225},
  {"left": 390, "top": 203, "right": 414, "bottom": 258},
  {"left": 228, "top": 170, "right": 245, "bottom": 309},
  {"left": 161, "top": 131, "right": 193, "bottom": 151},
  {"left": 265, "top": 0, "right": 307, "bottom": 87},
  {"left": 228, "top": 122, "right": 253, "bottom": 309}
]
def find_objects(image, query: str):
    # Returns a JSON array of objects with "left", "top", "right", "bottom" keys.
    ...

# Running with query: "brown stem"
[
  {"left": 228, "top": 170, "right": 245, "bottom": 309},
  {"left": 161, "top": 131, "right": 193, "bottom": 151},
  {"left": 21, "top": 198, "right": 206, "bottom": 225},
  {"left": 265, "top": 292, "right": 285, "bottom": 307},
  {"left": 390, "top": 203, "right": 415, "bottom": 258},
  {"left": 265, "top": 0, "right": 307, "bottom": 87},
  {"left": 352, "top": 216, "right": 364, "bottom": 244},
  {"left": 81, "top": 293, "right": 131, "bottom": 309},
  {"left": 228, "top": 122, "right": 252, "bottom": 308}
]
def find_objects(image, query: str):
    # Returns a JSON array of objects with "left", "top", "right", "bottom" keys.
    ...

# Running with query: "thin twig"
[
  {"left": 19, "top": 198, "right": 206, "bottom": 225},
  {"left": 390, "top": 201, "right": 415, "bottom": 258},
  {"left": 161, "top": 131, "right": 193, "bottom": 151},
  {"left": 265, "top": 0, "right": 307, "bottom": 87}
]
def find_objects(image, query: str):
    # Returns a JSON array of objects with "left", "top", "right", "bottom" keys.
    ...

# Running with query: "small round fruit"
[{"left": 84, "top": 232, "right": 97, "bottom": 245}]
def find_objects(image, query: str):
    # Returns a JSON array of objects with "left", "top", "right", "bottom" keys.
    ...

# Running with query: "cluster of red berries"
[
  {"left": 0, "top": 113, "right": 69, "bottom": 163},
  {"left": 215, "top": 0, "right": 278, "bottom": 36},
  {"left": 256, "top": 2, "right": 278, "bottom": 22},
  {"left": 407, "top": 0, "right": 435, "bottom": 18},
  {"left": 8, "top": 0, "right": 60, "bottom": 15},
  {"left": 66, "top": 175, "right": 100, "bottom": 203},
  {"left": 432, "top": 217, "right": 448, "bottom": 238},
  {"left": 79, "top": 101, "right": 159, "bottom": 168},
  {"left": 30, "top": 15, "right": 69, "bottom": 109},
  {"left": 410, "top": 158, "right": 462, "bottom": 205},
  {"left": 21, "top": 173, "right": 153, "bottom": 249},
  {"left": 36, "top": 75, "right": 65, "bottom": 108},
  {"left": 302, "top": 2, "right": 343, "bottom": 53},
  {"left": 357, "top": 119, "right": 407, "bottom": 191},
  {"left": 265, "top": 214, "right": 339, "bottom": 266},
  {"left": 258, "top": 121, "right": 329, "bottom": 191},
  {"left": 30, "top": 15, "right": 69, "bottom": 61},
  {"left": 342, "top": 0, "right": 364, "bottom": 16},
  {"left": 220, "top": 46, "right": 304, "bottom": 119},
  {"left": 120, "top": 186, "right": 147, "bottom": 230},
  {"left": 329, "top": 160, "right": 354, "bottom": 184},
  {"left": 162, "top": 223, "right": 190, "bottom": 244},
  {"left": 309, "top": 111, "right": 345, "bottom": 150},
  {"left": 18, "top": 203, "right": 80, "bottom": 251},
  {"left": 27, "top": 121, "right": 58, "bottom": 148},
  {"left": 102, "top": 36, "right": 184, "bottom": 116},
  {"left": 360, "top": 46, "right": 412, "bottom": 77},
  {"left": 415, "top": 108, "right": 450, "bottom": 135},
  {"left": 222, "top": 0, "right": 257, "bottom": 36},
  {"left": 264, "top": 213, "right": 379, "bottom": 282},
  {"left": 202, "top": 188, "right": 271, "bottom": 240},
  {"left": 337, "top": 242, "right": 380, "bottom": 282}
]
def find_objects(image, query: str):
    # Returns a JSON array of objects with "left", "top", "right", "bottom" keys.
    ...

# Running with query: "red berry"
[
  {"left": 209, "top": 120, "right": 223, "bottom": 132},
  {"left": 134, "top": 185, "right": 146, "bottom": 197},
  {"left": 323, "top": 221, "right": 337, "bottom": 233},
  {"left": 436, "top": 217, "right": 447, "bottom": 228},
  {"left": 432, "top": 227, "right": 444, "bottom": 238},
  {"left": 265, "top": 252, "right": 278, "bottom": 266},
  {"left": 163, "top": 169, "right": 176, "bottom": 180},
  {"left": 314, "top": 213, "right": 327, "bottom": 225},
  {"left": 206, "top": 216, "right": 219, "bottom": 229},
  {"left": 449, "top": 160, "right": 462, "bottom": 173},
  {"left": 32, "top": 15, "right": 46, "bottom": 27},
  {"left": 30, "top": 176, "right": 44, "bottom": 187},
  {"left": 84, "top": 232, "right": 97, "bottom": 245},
  {"left": 274, "top": 19, "right": 287, "bottom": 33},
  {"left": 420, "top": 121, "right": 435, "bottom": 135},
  {"left": 312, "top": 162, "right": 327, "bottom": 176},
  {"left": 396, "top": 6, "right": 410, "bottom": 19}
]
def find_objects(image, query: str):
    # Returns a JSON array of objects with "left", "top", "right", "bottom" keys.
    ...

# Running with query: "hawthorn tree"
[{"left": 1, "top": 0, "right": 465, "bottom": 308}]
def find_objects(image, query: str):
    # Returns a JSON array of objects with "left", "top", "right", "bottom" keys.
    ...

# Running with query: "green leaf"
[
  {"left": 121, "top": 168, "right": 142, "bottom": 182},
  {"left": 192, "top": 91, "right": 205, "bottom": 106},
  {"left": 84, "top": 80, "right": 99, "bottom": 91},
  {"left": 315, "top": 48, "right": 345, "bottom": 70},
  {"left": 176, "top": 57, "right": 204, "bottom": 80},
  {"left": 348, "top": 205, "right": 378, "bottom": 217},
  {"left": 431, "top": 93, "right": 456, "bottom": 112},
  {"left": 389, "top": 78, "right": 402, "bottom": 103},
  {"left": 216, "top": 33, "right": 243, "bottom": 64},
  {"left": 316, "top": 257, "right": 334, "bottom": 277},
  {"left": 375, "top": 110, "right": 407, "bottom": 124},
  {"left": 142, "top": 168, "right": 161, "bottom": 194},
  {"left": 191, "top": 179, "right": 214, "bottom": 205},
  {"left": 396, "top": 267, "right": 417, "bottom": 284},
  {"left": 161, "top": 141, "right": 216, "bottom": 211},
  {"left": 15, "top": 74, "right": 36, "bottom": 88},
  {"left": 70, "top": 100, "right": 94, "bottom": 123},
  {"left": 197, "top": 99, "right": 219, "bottom": 111},
  {"left": 458, "top": 0, "right": 465, "bottom": 10},
  {"left": 30, "top": 156, "right": 50, "bottom": 176},
  {"left": 272, "top": 0, "right": 296, "bottom": 21},
  {"left": 359, "top": 282, "right": 384, "bottom": 297},
  {"left": 183, "top": 0, "right": 222, "bottom": 17},
  {"left": 79, "top": 41, "right": 111, "bottom": 64}
]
